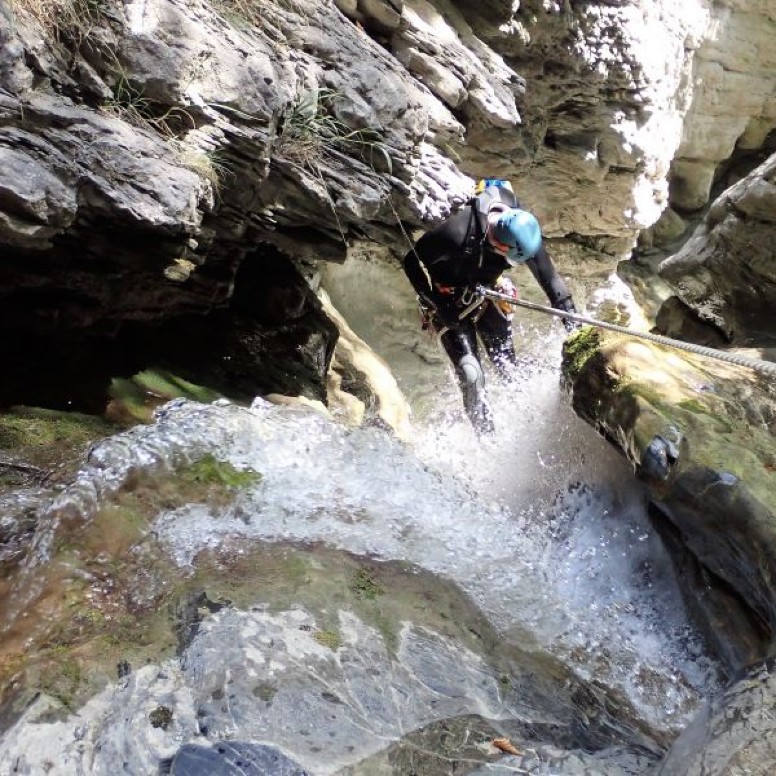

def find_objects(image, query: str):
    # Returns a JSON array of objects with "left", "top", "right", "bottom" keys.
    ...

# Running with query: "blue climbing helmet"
[{"left": 491, "top": 208, "right": 542, "bottom": 265}]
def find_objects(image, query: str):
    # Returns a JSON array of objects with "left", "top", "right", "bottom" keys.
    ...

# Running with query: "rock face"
[
  {"left": 561, "top": 329, "right": 776, "bottom": 674},
  {"left": 668, "top": 2, "right": 776, "bottom": 214},
  {"left": 2, "top": 0, "right": 776, "bottom": 416},
  {"left": 657, "top": 151, "right": 776, "bottom": 348},
  {"left": 657, "top": 659, "right": 776, "bottom": 775}
]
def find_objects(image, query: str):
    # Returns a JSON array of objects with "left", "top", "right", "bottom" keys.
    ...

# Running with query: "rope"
[
  {"left": 385, "top": 199, "right": 776, "bottom": 378},
  {"left": 475, "top": 285, "right": 776, "bottom": 378}
]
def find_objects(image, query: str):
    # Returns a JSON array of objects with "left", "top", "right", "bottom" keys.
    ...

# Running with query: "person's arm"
[
  {"left": 524, "top": 244, "right": 578, "bottom": 329},
  {"left": 402, "top": 226, "right": 461, "bottom": 328}
]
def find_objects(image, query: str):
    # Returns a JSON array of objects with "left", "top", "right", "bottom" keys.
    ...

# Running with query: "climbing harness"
[
  {"left": 418, "top": 288, "right": 488, "bottom": 338},
  {"left": 475, "top": 285, "right": 776, "bottom": 378}
]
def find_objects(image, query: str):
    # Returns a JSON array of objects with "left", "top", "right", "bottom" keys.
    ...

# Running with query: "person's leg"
[
  {"left": 477, "top": 301, "right": 518, "bottom": 381},
  {"left": 440, "top": 324, "right": 495, "bottom": 434}
]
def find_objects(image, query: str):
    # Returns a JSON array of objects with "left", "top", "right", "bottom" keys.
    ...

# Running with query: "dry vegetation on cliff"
[{"left": 8, "top": 0, "right": 107, "bottom": 42}]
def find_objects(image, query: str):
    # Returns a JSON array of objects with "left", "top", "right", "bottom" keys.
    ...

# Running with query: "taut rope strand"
[{"left": 476, "top": 286, "right": 776, "bottom": 378}]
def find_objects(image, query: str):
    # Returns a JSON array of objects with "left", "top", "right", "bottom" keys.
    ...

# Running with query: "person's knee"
[{"left": 457, "top": 354, "right": 484, "bottom": 388}]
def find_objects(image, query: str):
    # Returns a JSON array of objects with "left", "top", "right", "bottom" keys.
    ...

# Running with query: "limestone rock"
[
  {"left": 671, "top": 3, "right": 776, "bottom": 212},
  {"left": 643, "top": 207, "right": 689, "bottom": 250},
  {"left": 0, "top": 92, "right": 210, "bottom": 248},
  {"left": 165, "top": 742, "right": 310, "bottom": 776},
  {"left": 1, "top": 0, "right": 774, "bottom": 390},
  {"left": 319, "top": 289, "right": 412, "bottom": 440},
  {"left": 358, "top": 0, "right": 402, "bottom": 33},
  {"left": 561, "top": 328, "right": 776, "bottom": 674},
  {"left": 658, "top": 151, "right": 776, "bottom": 346},
  {"left": 657, "top": 660, "right": 776, "bottom": 775}
]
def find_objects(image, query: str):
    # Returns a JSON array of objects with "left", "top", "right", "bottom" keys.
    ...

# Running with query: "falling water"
[
  {"left": 144, "top": 385, "right": 719, "bottom": 731},
  {"left": 0, "top": 260, "right": 724, "bottom": 773},
  {"left": 319, "top": 256, "right": 722, "bottom": 728}
]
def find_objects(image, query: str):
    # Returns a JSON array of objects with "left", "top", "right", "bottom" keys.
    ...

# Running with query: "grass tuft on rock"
[
  {"left": 8, "top": 0, "right": 109, "bottom": 43},
  {"left": 313, "top": 629, "right": 342, "bottom": 651},
  {"left": 351, "top": 568, "right": 384, "bottom": 600},
  {"left": 0, "top": 406, "right": 120, "bottom": 486}
]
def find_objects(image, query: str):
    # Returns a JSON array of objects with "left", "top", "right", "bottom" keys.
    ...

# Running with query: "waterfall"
[{"left": 0, "top": 262, "right": 723, "bottom": 773}]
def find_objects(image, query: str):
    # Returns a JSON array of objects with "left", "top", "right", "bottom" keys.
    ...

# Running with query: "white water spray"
[{"left": 319, "top": 257, "right": 722, "bottom": 730}]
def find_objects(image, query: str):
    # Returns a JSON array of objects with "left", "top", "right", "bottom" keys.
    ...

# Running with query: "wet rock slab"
[
  {"left": 0, "top": 604, "right": 661, "bottom": 775},
  {"left": 164, "top": 741, "right": 310, "bottom": 776},
  {"left": 657, "top": 659, "right": 776, "bottom": 776},
  {"left": 0, "top": 399, "right": 712, "bottom": 773}
]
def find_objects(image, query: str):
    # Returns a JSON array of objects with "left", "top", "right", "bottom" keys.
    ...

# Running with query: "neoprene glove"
[{"left": 556, "top": 297, "right": 581, "bottom": 333}]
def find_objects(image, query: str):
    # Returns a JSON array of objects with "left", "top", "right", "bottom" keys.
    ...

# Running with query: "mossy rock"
[
  {"left": 181, "top": 454, "right": 262, "bottom": 489},
  {"left": 0, "top": 406, "right": 121, "bottom": 486},
  {"left": 561, "top": 326, "right": 602, "bottom": 380},
  {"left": 313, "top": 629, "right": 342, "bottom": 650},
  {"left": 562, "top": 328, "right": 776, "bottom": 664}
]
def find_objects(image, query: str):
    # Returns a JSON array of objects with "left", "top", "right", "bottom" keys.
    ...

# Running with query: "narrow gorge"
[{"left": 1, "top": 0, "right": 775, "bottom": 773}]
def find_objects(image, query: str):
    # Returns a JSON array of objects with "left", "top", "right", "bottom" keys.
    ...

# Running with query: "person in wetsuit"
[{"left": 402, "top": 180, "right": 578, "bottom": 434}]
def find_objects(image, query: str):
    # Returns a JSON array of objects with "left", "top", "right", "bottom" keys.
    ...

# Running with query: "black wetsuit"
[{"left": 402, "top": 201, "right": 575, "bottom": 433}]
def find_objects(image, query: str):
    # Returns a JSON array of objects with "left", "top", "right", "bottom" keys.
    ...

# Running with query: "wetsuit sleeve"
[
  {"left": 401, "top": 217, "right": 464, "bottom": 303},
  {"left": 524, "top": 244, "right": 575, "bottom": 311}
]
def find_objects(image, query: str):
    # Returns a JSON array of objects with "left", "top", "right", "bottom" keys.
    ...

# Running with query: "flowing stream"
[
  {"left": 0, "top": 258, "right": 724, "bottom": 774},
  {"left": 322, "top": 257, "right": 722, "bottom": 723}
]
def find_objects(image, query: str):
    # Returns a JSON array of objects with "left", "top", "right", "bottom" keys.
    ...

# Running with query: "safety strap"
[
  {"left": 463, "top": 197, "right": 485, "bottom": 269},
  {"left": 462, "top": 201, "right": 485, "bottom": 270}
]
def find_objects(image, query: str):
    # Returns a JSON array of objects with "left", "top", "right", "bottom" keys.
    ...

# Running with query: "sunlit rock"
[
  {"left": 2, "top": 0, "right": 776, "bottom": 414},
  {"left": 561, "top": 328, "right": 776, "bottom": 674},
  {"left": 658, "top": 151, "right": 776, "bottom": 349},
  {"left": 319, "top": 289, "right": 412, "bottom": 439}
]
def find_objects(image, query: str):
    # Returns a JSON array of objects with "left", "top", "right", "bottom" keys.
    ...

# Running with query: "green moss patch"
[
  {"left": 561, "top": 327, "right": 601, "bottom": 379},
  {"left": 149, "top": 705, "right": 174, "bottom": 730},
  {"left": 181, "top": 454, "right": 261, "bottom": 489},
  {"left": 313, "top": 629, "right": 342, "bottom": 651},
  {"left": 351, "top": 568, "right": 384, "bottom": 600},
  {"left": 0, "top": 406, "right": 121, "bottom": 486}
]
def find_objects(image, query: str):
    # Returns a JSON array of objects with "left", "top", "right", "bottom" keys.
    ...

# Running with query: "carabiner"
[{"left": 460, "top": 287, "right": 479, "bottom": 306}]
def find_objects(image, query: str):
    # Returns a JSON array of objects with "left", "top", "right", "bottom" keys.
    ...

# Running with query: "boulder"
[
  {"left": 658, "top": 151, "right": 776, "bottom": 347},
  {"left": 562, "top": 328, "right": 776, "bottom": 674}
]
